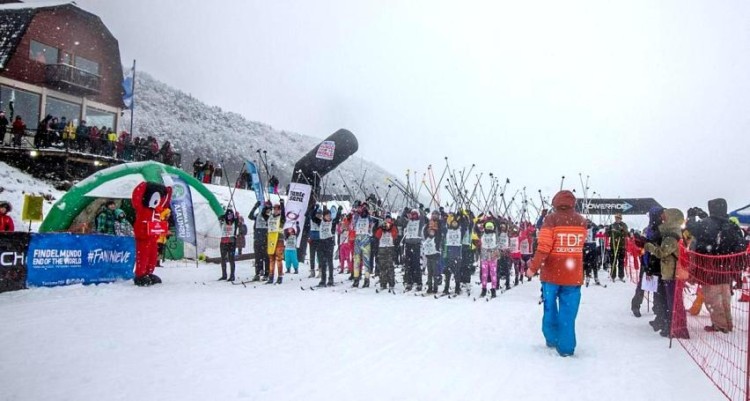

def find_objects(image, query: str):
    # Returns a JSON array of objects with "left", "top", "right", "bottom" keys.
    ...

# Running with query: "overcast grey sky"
[{"left": 71, "top": 0, "right": 749, "bottom": 218}]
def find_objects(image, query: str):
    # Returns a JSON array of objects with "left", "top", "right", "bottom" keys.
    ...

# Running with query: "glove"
[
  {"left": 254, "top": 201, "right": 261, "bottom": 207},
  {"left": 338, "top": 206, "right": 343, "bottom": 212},
  {"left": 280, "top": 198, "right": 285, "bottom": 204}
]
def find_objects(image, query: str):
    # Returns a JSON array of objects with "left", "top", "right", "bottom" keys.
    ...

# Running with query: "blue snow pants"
[{"left": 541, "top": 282, "right": 581, "bottom": 356}]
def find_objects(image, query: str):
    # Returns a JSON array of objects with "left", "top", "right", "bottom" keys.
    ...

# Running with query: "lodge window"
[
  {"left": 74, "top": 55, "right": 99, "bottom": 75},
  {"left": 0, "top": 86, "right": 41, "bottom": 130},
  {"left": 29, "top": 40, "right": 58, "bottom": 65},
  {"left": 85, "top": 107, "right": 115, "bottom": 129},
  {"left": 46, "top": 96, "right": 82, "bottom": 123}
]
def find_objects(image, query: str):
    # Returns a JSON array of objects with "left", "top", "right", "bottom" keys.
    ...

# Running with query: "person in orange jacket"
[{"left": 526, "top": 190, "right": 587, "bottom": 357}]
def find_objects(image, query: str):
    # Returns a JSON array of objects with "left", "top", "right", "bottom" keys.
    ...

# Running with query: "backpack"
[
  {"left": 716, "top": 221, "right": 748, "bottom": 255},
  {"left": 239, "top": 224, "right": 248, "bottom": 236}
]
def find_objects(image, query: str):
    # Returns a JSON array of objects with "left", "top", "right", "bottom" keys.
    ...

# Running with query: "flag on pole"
[
  {"left": 9, "top": 90, "right": 15, "bottom": 119},
  {"left": 122, "top": 65, "right": 135, "bottom": 110},
  {"left": 245, "top": 160, "right": 265, "bottom": 204}
]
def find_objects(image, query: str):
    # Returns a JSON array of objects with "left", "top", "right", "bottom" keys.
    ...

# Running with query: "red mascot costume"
[{"left": 132, "top": 181, "right": 172, "bottom": 286}]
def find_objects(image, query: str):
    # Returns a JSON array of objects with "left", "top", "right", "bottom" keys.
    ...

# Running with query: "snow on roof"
[
  {"left": 0, "top": 2, "right": 78, "bottom": 69},
  {"left": 0, "top": 7, "right": 33, "bottom": 69},
  {"left": 0, "top": 1, "right": 74, "bottom": 11}
]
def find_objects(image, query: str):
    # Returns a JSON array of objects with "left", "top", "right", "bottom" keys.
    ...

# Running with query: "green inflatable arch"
[{"left": 39, "top": 161, "right": 225, "bottom": 233}]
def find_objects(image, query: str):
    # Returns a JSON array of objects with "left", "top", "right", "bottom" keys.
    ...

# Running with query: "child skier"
[
  {"left": 266, "top": 200, "right": 286, "bottom": 284},
  {"left": 480, "top": 221, "right": 500, "bottom": 298},
  {"left": 284, "top": 223, "right": 300, "bottom": 274},
  {"left": 442, "top": 214, "right": 466, "bottom": 295},
  {"left": 423, "top": 227, "right": 441, "bottom": 294},
  {"left": 374, "top": 216, "right": 399, "bottom": 291},
  {"left": 352, "top": 203, "right": 374, "bottom": 288}
]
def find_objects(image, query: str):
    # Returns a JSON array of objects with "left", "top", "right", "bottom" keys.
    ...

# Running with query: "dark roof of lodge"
[{"left": 0, "top": 1, "right": 114, "bottom": 71}]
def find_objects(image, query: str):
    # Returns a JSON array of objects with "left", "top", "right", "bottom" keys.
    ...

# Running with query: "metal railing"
[
  {"left": 0, "top": 129, "right": 181, "bottom": 167},
  {"left": 44, "top": 64, "right": 101, "bottom": 94}
]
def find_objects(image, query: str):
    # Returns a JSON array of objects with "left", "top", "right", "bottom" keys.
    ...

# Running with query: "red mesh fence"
[{"left": 673, "top": 244, "right": 750, "bottom": 401}]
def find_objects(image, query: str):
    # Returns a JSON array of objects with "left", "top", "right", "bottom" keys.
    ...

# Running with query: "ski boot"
[
  {"left": 251, "top": 275, "right": 260, "bottom": 282},
  {"left": 148, "top": 274, "right": 162, "bottom": 284},
  {"left": 218, "top": 275, "right": 227, "bottom": 281},
  {"left": 265, "top": 276, "right": 274, "bottom": 284},
  {"left": 308, "top": 269, "right": 316, "bottom": 278},
  {"left": 327, "top": 278, "right": 334, "bottom": 287},
  {"left": 352, "top": 278, "right": 360, "bottom": 288},
  {"left": 585, "top": 277, "right": 590, "bottom": 287},
  {"left": 134, "top": 275, "right": 152, "bottom": 287},
  {"left": 276, "top": 276, "right": 283, "bottom": 284},
  {"left": 363, "top": 278, "right": 370, "bottom": 288},
  {"left": 404, "top": 284, "right": 413, "bottom": 292},
  {"left": 416, "top": 285, "right": 423, "bottom": 292},
  {"left": 505, "top": 284, "right": 511, "bottom": 291},
  {"left": 491, "top": 288, "right": 497, "bottom": 298},
  {"left": 294, "top": 270, "right": 299, "bottom": 274},
  {"left": 442, "top": 283, "right": 450, "bottom": 295},
  {"left": 227, "top": 275, "right": 235, "bottom": 282},
  {"left": 595, "top": 278, "right": 601, "bottom": 286},
  {"left": 480, "top": 288, "right": 487, "bottom": 297},
  {"left": 317, "top": 281, "right": 327, "bottom": 288}
]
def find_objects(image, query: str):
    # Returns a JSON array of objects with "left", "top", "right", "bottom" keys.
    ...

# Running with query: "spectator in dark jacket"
[
  {"left": 631, "top": 207, "right": 663, "bottom": 318},
  {"left": 76, "top": 120, "right": 89, "bottom": 152},
  {"left": 686, "top": 198, "right": 748, "bottom": 333},
  {"left": 0, "top": 111, "right": 9, "bottom": 146}
]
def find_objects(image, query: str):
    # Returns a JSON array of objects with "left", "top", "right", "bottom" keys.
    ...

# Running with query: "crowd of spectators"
[{"left": 0, "top": 112, "right": 178, "bottom": 166}]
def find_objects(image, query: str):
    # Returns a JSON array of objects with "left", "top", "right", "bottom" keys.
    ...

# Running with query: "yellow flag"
[{"left": 22, "top": 195, "right": 44, "bottom": 222}]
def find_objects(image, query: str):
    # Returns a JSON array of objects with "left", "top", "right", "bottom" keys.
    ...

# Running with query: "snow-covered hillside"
[{"left": 119, "top": 71, "right": 395, "bottom": 200}]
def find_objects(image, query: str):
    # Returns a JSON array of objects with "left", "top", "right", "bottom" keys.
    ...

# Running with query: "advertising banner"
[
  {"left": 170, "top": 175, "right": 197, "bottom": 246},
  {"left": 283, "top": 182, "right": 312, "bottom": 248},
  {"left": 0, "top": 232, "right": 30, "bottom": 293},
  {"left": 575, "top": 198, "right": 663, "bottom": 215},
  {"left": 27, "top": 233, "right": 135, "bottom": 287}
]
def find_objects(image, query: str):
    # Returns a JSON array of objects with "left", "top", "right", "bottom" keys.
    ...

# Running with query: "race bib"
[
  {"left": 356, "top": 218, "right": 370, "bottom": 235},
  {"left": 520, "top": 239, "right": 531, "bottom": 255},
  {"left": 268, "top": 216, "right": 281, "bottom": 233},
  {"left": 482, "top": 233, "right": 497, "bottom": 249},
  {"left": 498, "top": 233, "right": 510, "bottom": 250},
  {"left": 379, "top": 233, "right": 394, "bottom": 248},
  {"left": 255, "top": 218, "right": 267, "bottom": 230},
  {"left": 284, "top": 235, "right": 297, "bottom": 248},
  {"left": 405, "top": 221, "right": 420, "bottom": 239},
  {"left": 423, "top": 238, "right": 438, "bottom": 255},
  {"left": 320, "top": 221, "right": 333, "bottom": 240},
  {"left": 462, "top": 229, "right": 472, "bottom": 246},
  {"left": 510, "top": 237, "right": 519, "bottom": 252},
  {"left": 446, "top": 229, "right": 461, "bottom": 247}
]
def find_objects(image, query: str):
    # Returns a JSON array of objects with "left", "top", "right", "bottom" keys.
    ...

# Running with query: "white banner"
[{"left": 283, "top": 182, "right": 312, "bottom": 248}]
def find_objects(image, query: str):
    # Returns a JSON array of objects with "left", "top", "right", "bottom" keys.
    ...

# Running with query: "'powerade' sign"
[
  {"left": 576, "top": 198, "right": 663, "bottom": 215},
  {"left": 27, "top": 233, "right": 135, "bottom": 287}
]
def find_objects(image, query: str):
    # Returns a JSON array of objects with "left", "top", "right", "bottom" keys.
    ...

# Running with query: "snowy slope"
[
  {"left": 119, "top": 71, "right": 395, "bottom": 201},
  {"left": 0, "top": 262, "right": 724, "bottom": 401},
  {"left": 0, "top": 161, "right": 66, "bottom": 232}
]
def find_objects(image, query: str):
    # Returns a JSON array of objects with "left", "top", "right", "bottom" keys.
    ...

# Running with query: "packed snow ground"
[{"left": 0, "top": 261, "right": 723, "bottom": 401}]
